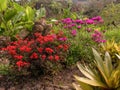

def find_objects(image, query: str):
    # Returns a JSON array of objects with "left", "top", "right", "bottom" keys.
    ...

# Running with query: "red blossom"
[
  {"left": 20, "top": 46, "right": 31, "bottom": 52},
  {"left": 30, "top": 52, "right": 38, "bottom": 59},
  {"left": 43, "top": 35, "right": 54, "bottom": 42},
  {"left": 36, "top": 37, "right": 44, "bottom": 44},
  {"left": 16, "top": 61, "right": 30, "bottom": 71},
  {"left": 9, "top": 50, "right": 16, "bottom": 55},
  {"left": 45, "top": 48, "right": 54, "bottom": 54},
  {"left": 6, "top": 46, "right": 17, "bottom": 55},
  {"left": 34, "top": 33, "right": 42, "bottom": 37},
  {"left": 54, "top": 55, "right": 60, "bottom": 61},
  {"left": 14, "top": 55, "right": 23, "bottom": 60},
  {"left": 38, "top": 47, "right": 43, "bottom": 53},
  {"left": 27, "top": 39, "right": 34, "bottom": 46},
  {"left": 63, "top": 44, "right": 69, "bottom": 51},
  {"left": 57, "top": 45, "right": 63, "bottom": 49},
  {"left": 7, "top": 46, "right": 16, "bottom": 51},
  {"left": 41, "top": 55, "right": 46, "bottom": 60},
  {"left": 48, "top": 55, "right": 54, "bottom": 61}
]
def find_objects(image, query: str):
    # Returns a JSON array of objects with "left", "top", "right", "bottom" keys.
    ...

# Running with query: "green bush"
[
  {"left": 0, "top": 0, "right": 34, "bottom": 39},
  {"left": 100, "top": 3, "right": 120, "bottom": 28},
  {"left": 0, "top": 0, "right": 46, "bottom": 40}
]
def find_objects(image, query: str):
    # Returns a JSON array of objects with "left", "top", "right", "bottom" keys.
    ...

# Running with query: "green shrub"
[
  {"left": 100, "top": 3, "right": 120, "bottom": 28},
  {"left": 0, "top": 0, "right": 46, "bottom": 40},
  {"left": 0, "top": 0, "right": 34, "bottom": 39}
]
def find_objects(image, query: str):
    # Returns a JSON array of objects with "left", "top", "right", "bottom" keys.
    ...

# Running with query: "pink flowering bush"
[
  {"left": 1, "top": 32, "right": 69, "bottom": 75},
  {"left": 60, "top": 16, "right": 106, "bottom": 43},
  {"left": 52, "top": 16, "right": 106, "bottom": 63}
]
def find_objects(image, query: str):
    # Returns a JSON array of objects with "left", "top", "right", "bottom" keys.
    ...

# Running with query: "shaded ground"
[{"left": 0, "top": 65, "right": 82, "bottom": 90}]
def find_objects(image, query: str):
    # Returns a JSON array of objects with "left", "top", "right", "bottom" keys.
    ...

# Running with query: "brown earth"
[{"left": 0, "top": 65, "right": 82, "bottom": 90}]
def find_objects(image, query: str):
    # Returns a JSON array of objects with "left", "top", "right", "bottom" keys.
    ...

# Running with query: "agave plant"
[{"left": 73, "top": 48, "right": 120, "bottom": 90}]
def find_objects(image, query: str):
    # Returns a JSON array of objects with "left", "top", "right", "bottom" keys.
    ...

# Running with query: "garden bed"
[{"left": 0, "top": 0, "right": 120, "bottom": 90}]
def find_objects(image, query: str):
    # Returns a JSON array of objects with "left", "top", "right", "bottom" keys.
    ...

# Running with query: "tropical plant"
[{"left": 73, "top": 48, "right": 120, "bottom": 90}]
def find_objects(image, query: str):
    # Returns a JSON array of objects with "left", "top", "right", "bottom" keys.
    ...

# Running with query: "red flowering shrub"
[{"left": 1, "top": 32, "right": 69, "bottom": 74}]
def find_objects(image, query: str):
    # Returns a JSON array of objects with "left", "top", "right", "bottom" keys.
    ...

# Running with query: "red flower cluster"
[
  {"left": 35, "top": 33, "right": 54, "bottom": 44},
  {"left": 2, "top": 32, "right": 69, "bottom": 71}
]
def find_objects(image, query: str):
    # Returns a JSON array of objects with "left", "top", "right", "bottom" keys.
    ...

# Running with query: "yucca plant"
[{"left": 73, "top": 48, "right": 120, "bottom": 90}]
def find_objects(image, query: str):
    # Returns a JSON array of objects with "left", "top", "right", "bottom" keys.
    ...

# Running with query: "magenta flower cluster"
[
  {"left": 61, "top": 16, "right": 104, "bottom": 35},
  {"left": 60, "top": 16, "right": 106, "bottom": 43},
  {"left": 62, "top": 16, "right": 104, "bottom": 27},
  {"left": 92, "top": 30, "right": 106, "bottom": 43}
]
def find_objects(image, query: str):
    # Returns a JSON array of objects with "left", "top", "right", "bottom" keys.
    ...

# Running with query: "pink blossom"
[
  {"left": 77, "top": 26, "right": 81, "bottom": 29},
  {"left": 71, "top": 30, "right": 77, "bottom": 36}
]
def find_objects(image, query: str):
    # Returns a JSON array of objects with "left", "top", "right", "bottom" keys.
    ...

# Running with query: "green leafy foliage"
[
  {"left": 0, "top": 1, "right": 35, "bottom": 39},
  {"left": 0, "top": 0, "right": 7, "bottom": 12}
]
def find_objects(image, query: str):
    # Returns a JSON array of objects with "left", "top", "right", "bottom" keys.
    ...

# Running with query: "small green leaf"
[
  {"left": 0, "top": 0, "right": 7, "bottom": 12},
  {"left": 25, "top": 6, "right": 35, "bottom": 21}
]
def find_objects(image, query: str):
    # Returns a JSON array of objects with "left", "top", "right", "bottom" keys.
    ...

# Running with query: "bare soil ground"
[{"left": 0, "top": 65, "right": 82, "bottom": 90}]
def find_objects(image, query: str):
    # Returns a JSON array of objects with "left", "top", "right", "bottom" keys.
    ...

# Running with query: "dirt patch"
[{"left": 0, "top": 65, "right": 82, "bottom": 90}]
